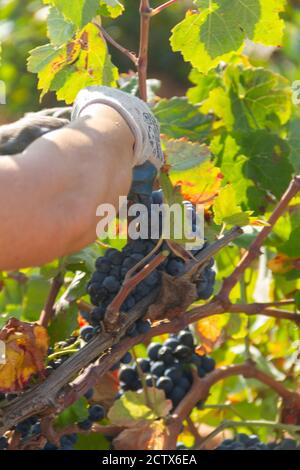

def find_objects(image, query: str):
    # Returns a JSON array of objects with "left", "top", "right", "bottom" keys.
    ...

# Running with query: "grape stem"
[
  {"left": 104, "top": 249, "right": 169, "bottom": 328},
  {"left": 38, "top": 271, "right": 65, "bottom": 328},
  {"left": 95, "top": 24, "right": 139, "bottom": 67}
]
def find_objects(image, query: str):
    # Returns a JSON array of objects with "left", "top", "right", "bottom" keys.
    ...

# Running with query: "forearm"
[{"left": 0, "top": 105, "right": 134, "bottom": 270}]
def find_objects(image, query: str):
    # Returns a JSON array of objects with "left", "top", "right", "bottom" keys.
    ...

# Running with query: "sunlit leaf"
[{"left": 0, "top": 318, "right": 48, "bottom": 392}]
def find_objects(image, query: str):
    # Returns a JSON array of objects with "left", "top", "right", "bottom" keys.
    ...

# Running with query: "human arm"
[{"left": 0, "top": 104, "right": 134, "bottom": 270}]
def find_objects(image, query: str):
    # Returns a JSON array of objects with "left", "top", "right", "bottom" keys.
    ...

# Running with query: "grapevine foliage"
[{"left": 0, "top": 0, "right": 300, "bottom": 452}]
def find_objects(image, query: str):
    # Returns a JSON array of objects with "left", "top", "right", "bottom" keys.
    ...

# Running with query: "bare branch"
[
  {"left": 138, "top": 0, "right": 152, "bottom": 101},
  {"left": 97, "top": 25, "right": 138, "bottom": 67},
  {"left": 39, "top": 272, "right": 64, "bottom": 328}
]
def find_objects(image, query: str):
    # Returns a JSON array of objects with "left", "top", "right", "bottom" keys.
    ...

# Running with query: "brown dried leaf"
[
  {"left": 113, "top": 419, "right": 168, "bottom": 451},
  {"left": 0, "top": 318, "right": 49, "bottom": 392},
  {"left": 92, "top": 372, "right": 119, "bottom": 409},
  {"left": 148, "top": 272, "right": 197, "bottom": 322}
]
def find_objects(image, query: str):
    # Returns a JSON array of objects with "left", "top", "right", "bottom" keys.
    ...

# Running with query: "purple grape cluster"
[{"left": 117, "top": 328, "right": 216, "bottom": 408}]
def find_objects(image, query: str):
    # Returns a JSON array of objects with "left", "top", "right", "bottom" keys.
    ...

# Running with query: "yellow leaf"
[
  {"left": 195, "top": 315, "right": 227, "bottom": 353},
  {"left": 0, "top": 319, "right": 49, "bottom": 392}
]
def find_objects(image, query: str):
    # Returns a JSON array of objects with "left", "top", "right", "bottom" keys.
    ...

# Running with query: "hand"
[{"left": 72, "top": 86, "right": 165, "bottom": 171}]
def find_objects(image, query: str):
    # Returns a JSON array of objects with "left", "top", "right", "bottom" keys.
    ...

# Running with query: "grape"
[
  {"left": 106, "top": 249, "right": 124, "bottom": 265},
  {"left": 84, "top": 389, "right": 94, "bottom": 401},
  {"left": 145, "top": 374, "right": 157, "bottom": 387},
  {"left": 156, "top": 376, "right": 173, "bottom": 394},
  {"left": 78, "top": 418, "right": 92, "bottom": 430},
  {"left": 178, "top": 330, "right": 194, "bottom": 349},
  {"left": 88, "top": 404, "right": 105, "bottom": 422},
  {"left": 137, "top": 358, "right": 150, "bottom": 373},
  {"left": 147, "top": 343, "right": 162, "bottom": 361},
  {"left": 119, "top": 366, "right": 138, "bottom": 385},
  {"left": 170, "top": 386, "right": 186, "bottom": 407},
  {"left": 178, "top": 376, "right": 191, "bottom": 391},
  {"left": 166, "top": 258, "right": 185, "bottom": 276},
  {"left": 44, "top": 442, "right": 57, "bottom": 450},
  {"left": 276, "top": 439, "right": 297, "bottom": 450},
  {"left": 174, "top": 344, "right": 193, "bottom": 362},
  {"left": 201, "top": 356, "right": 216, "bottom": 373},
  {"left": 80, "top": 325, "right": 95, "bottom": 342},
  {"left": 215, "top": 434, "right": 300, "bottom": 450},
  {"left": 165, "top": 366, "right": 182, "bottom": 382},
  {"left": 102, "top": 276, "right": 120, "bottom": 294},
  {"left": 121, "top": 295, "right": 136, "bottom": 312},
  {"left": 95, "top": 258, "right": 111, "bottom": 273},
  {"left": 126, "top": 324, "right": 139, "bottom": 337},
  {"left": 136, "top": 319, "right": 151, "bottom": 334},
  {"left": 197, "top": 366, "right": 206, "bottom": 378},
  {"left": 157, "top": 346, "right": 174, "bottom": 366},
  {"left": 90, "top": 306, "right": 105, "bottom": 325},
  {"left": 164, "top": 338, "right": 180, "bottom": 351},
  {"left": 144, "top": 270, "right": 160, "bottom": 287},
  {"left": 150, "top": 361, "right": 166, "bottom": 377},
  {"left": 91, "top": 271, "right": 106, "bottom": 284},
  {"left": 121, "top": 352, "right": 132, "bottom": 365}
]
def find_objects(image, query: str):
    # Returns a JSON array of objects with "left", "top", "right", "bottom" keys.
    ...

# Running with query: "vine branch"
[
  {"left": 39, "top": 272, "right": 64, "bottom": 328},
  {"left": 97, "top": 24, "right": 138, "bottom": 66}
]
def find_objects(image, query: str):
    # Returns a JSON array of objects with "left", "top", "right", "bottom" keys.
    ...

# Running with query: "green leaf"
[
  {"left": 27, "top": 43, "right": 62, "bottom": 73},
  {"left": 66, "top": 244, "right": 102, "bottom": 273},
  {"left": 280, "top": 226, "right": 300, "bottom": 257},
  {"left": 153, "top": 97, "right": 213, "bottom": 141},
  {"left": 56, "top": 398, "right": 88, "bottom": 428},
  {"left": 55, "top": 271, "right": 88, "bottom": 314},
  {"left": 99, "top": 0, "right": 124, "bottom": 18},
  {"left": 214, "top": 185, "right": 251, "bottom": 226},
  {"left": 108, "top": 388, "right": 172, "bottom": 427},
  {"left": 44, "top": 0, "right": 100, "bottom": 28},
  {"left": 238, "top": 131, "right": 293, "bottom": 200},
  {"left": 22, "top": 277, "right": 50, "bottom": 322},
  {"left": 287, "top": 118, "right": 300, "bottom": 173},
  {"left": 201, "top": 65, "right": 291, "bottom": 132},
  {"left": 187, "top": 68, "right": 222, "bottom": 104},
  {"left": 295, "top": 291, "right": 300, "bottom": 310},
  {"left": 75, "top": 433, "right": 109, "bottom": 450},
  {"left": 162, "top": 137, "right": 210, "bottom": 172},
  {"left": 171, "top": 0, "right": 286, "bottom": 74},
  {"left": 48, "top": 303, "right": 78, "bottom": 344},
  {"left": 47, "top": 7, "right": 76, "bottom": 46}
]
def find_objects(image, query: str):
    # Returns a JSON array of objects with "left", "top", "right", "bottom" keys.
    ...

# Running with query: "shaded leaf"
[
  {"left": 113, "top": 419, "right": 168, "bottom": 451},
  {"left": 108, "top": 388, "right": 172, "bottom": 427}
]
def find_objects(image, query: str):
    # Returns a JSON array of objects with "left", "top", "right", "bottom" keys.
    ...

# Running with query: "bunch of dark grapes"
[
  {"left": 216, "top": 434, "right": 300, "bottom": 450},
  {"left": 0, "top": 402, "right": 106, "bottom": 451},
  {"left": 117, "top": 328, "right": 216, "bottom": 408},
  {"left": 85, "top": 190, "right": 216, "bottom": 339}
]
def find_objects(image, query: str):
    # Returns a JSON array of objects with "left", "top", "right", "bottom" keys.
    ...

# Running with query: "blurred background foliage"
[
  {"left": 1, "top": 0, "right": 299, "bottom": 122},
  {"left": 0, "top": 0, "right": 191, "bottom": 121}
]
